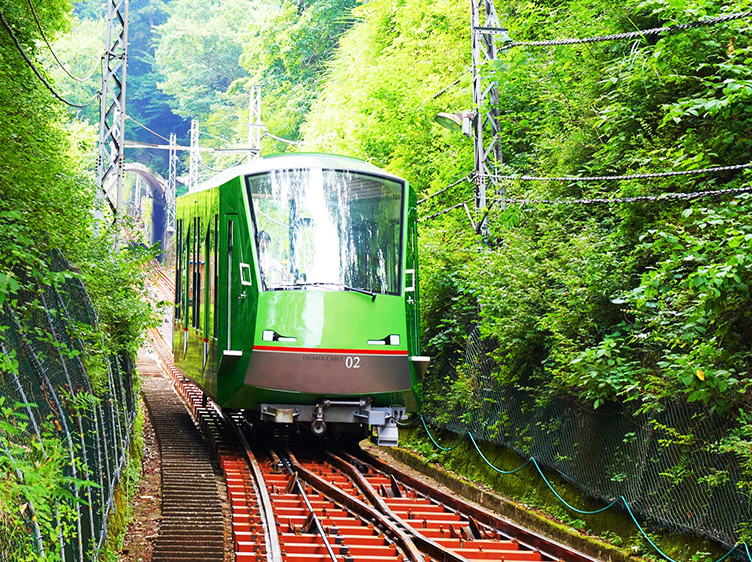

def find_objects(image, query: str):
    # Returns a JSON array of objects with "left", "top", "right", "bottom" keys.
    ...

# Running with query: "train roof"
[{"left": 189, "top": 153, "right": 405, "bottom": 194}]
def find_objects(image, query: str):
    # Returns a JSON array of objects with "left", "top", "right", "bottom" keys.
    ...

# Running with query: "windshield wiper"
[{"left": 269, "top": 282, "right": 377, "bottom": 301}]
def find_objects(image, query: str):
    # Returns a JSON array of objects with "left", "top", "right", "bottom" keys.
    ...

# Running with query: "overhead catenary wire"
[
  {"left": 198, "top": 154, "right": 249, "bottom": 173},
  {"left": 419, "top": 160, "right": 752, "bottom": 219},
  {"left": 0, "top": 7, "right": 97, "bottom": 109},
  {"left": 421, "top": 185, "right": 752, "bottom": 222},
  {"left": 495, "top": 184, "right": 752, "bottom": 206},
  {"left": 124, "top": 114, "right": 171, "bottom": 143},
  {"left": 26, "top": 0, "right": 102, "bottom": 83},
  {"left": 262, "top": 131, "right": 304, "bottom": 146},
  {"left": 419, "top": 163, "right": 752, "bottom": 209}
]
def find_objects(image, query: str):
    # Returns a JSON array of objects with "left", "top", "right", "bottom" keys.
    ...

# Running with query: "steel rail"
[
  {"left": 353, "top": 448, "right": 602, "bottom": 562},
  {"left": 284, "top": 449, "right": 426, "bottom": 562},
  {"left": 226, "top": 414, "right": 283, "bottom": 562},
  {"left": 324, "top": 448, "right": 472, "bottom": 562},
  {"left": 278, "top": 451, "right": 340, "bottom": 562}
]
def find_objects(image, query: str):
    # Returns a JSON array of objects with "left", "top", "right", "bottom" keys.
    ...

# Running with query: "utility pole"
[
  {"left": 470, "top": 0, "right": 505, "bottom": 233},
  {"left": 248, "top": 85, "right": 263, "bottom": 158},
  {"left": 189, "top": 119, "right": 199, "bottom": 192},
  {"left": 97, "top": 0, "right": 130, "bottom": 216}
]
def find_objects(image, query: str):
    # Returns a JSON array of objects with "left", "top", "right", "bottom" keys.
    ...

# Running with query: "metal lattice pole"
[
  {"left": 167, "top": 132, "right": 177, "bottom": 234},
  {"left": 97, "top": 0, "right": 130, "bottom": 216},
  {"left": 471, "top": 0, "right": 503, "bottom": 232},
  {"left": 248, "top": 85, "right": 262, "bottom": 159},
  {"left": 189, "top": 119, "right": 199, "bottom": 192}
]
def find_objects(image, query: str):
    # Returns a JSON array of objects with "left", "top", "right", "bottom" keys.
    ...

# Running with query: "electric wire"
[
  {"left": 26, "top": 0, "right": 102, "bottom": 82},
  {"left": 419, "top": 164, "right": 752, "bottom": 213},
  {"left": 430, "top": 77, "right": 461, "bottom": 100},
  {"left": 494, "top": 184, "right": 752, "bottom": 206},
  {"left": 421, "top": 184, "right": 752, "bottom": 221},
  {"left": 502, "top": 10, "right": 752, "bottom": 48},
  {"left": 198, "top": 154, "right": 249, "bottom": 173},
  {"left": 124, "top": 114, "right": 170, "bottom": 143},
  {"left": 420, "top": 200, "right": 468, "bottom": 221},
  {"left": 418, "top": 173, "right": 474, "bottom": 204},
  {"left": 492, "top": 162, "right": 752, "bottom": 183},
  {"left": 0, "top": 7, "right": 96, "bottom": 109},
  {"left": 262, "top": 131, "right": 304, "bottom": 146},
  {"left": 420, "top": 160, "right": 752, "bottom": 219}
]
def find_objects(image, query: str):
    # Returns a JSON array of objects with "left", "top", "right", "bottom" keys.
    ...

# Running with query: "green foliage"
[
  {"left": 293, "top": 0, "right": 752, "bottom": 542},
  {"left": 572, "top": 194, "right": 752, "bottom": 414},
  {"left": 301, "top": 0, "right": 752, "bottom": 418},
  {"left": 28, "top": 0, "right": 752, "bottom": 548},
  {"left": 0, "top": 398, "right": 96, "bottom": 561},
  {"left": 154, "top": 0, "right": 253, "bottom": 120},
  {"left": 240, "top": 0, "right": 358, "bottom": 151},
  {"left": 149, "top": 0, "right": 361, "bottom": 165},
  {"left": 1, "top": 2, "right": 157, "bottom": 557}
]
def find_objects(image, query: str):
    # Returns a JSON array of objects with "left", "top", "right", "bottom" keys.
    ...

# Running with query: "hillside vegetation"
[
  {"left": 0, "top": 0, "right": 155, "bottom": 557},
  {"left": 306, "top": 0, "right": 752, "bottom": 418},
  {"left": 3, "top": 0, "right": 751, "bottom": 555},
  {"left": 301, "top": 0, "right": 752, "bottom": 550}
]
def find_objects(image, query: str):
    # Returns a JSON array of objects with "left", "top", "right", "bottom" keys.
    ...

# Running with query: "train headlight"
[
  {"left": 262, "top": 329, "right": 297, "bottom": 343},
  {"left": 367, "top": 334, "right": 400, "bottom": 346}
]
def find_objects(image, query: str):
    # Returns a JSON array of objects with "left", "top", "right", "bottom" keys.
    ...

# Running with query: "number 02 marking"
[{"left": 345, "top": 356, "right": 360, "bottom": 369}]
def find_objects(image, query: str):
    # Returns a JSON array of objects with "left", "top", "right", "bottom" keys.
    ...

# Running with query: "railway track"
[{"left": 146, "top": 270, "right": 598, "bottom": 562}]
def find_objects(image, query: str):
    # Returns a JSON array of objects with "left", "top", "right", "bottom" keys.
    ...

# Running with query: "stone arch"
[{"left": 124, "top": 164, "right": 169, "bottom": 258}]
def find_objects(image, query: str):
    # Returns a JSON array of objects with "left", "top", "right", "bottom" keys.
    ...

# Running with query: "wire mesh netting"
[
  {"left": 0, "top": 252, "right": 137, "bottom": 561},
  {"left": 424, "top": 327, "right": 750, "bottom": 554}
]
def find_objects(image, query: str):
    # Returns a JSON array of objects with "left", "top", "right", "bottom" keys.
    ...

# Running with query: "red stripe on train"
[{"left": 253, "top": 345, "right": 408, "bottom": 356}]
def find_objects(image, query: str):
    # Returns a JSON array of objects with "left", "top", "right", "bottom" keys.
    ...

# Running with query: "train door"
[
  {"left": 225, "top": 213, "right": 254, "bottom": 352},
  {"left": 225, "top": 215, "right": 236, "bottom": 350},
  {"left": 405, "top": 218, "right": 420, "bottom": 356}
]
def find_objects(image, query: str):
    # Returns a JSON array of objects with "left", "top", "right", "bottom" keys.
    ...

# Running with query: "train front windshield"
[{"left": 247, "top": 168, "right": 404, "bottom": 295}]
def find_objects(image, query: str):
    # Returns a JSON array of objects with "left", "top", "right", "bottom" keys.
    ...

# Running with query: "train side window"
[
  {"left": 204, "top": 223, "right": 211, "bottom": 335},
  {"left": 213, "top": 214, "right": 219, "bottom": 339},
  {"left": 240, "top": 263, "right": 253, "bottom": 286},
  {"left": 194, "top": 217, "right": 202, "bottom": 331},
  {"left": 175, "top": 219, "right": 183, "bottom": 321},
  {"left": 186, "top": 223, "right": 193, "bottom": 328}
]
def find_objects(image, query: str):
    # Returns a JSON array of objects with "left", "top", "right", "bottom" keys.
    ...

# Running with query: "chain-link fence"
[
  {"left": 424, "top": 327, "right": 750, "bottom": 554},
  {"left": 0, "top": 252, "right": 136, "bottom": 561}
]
